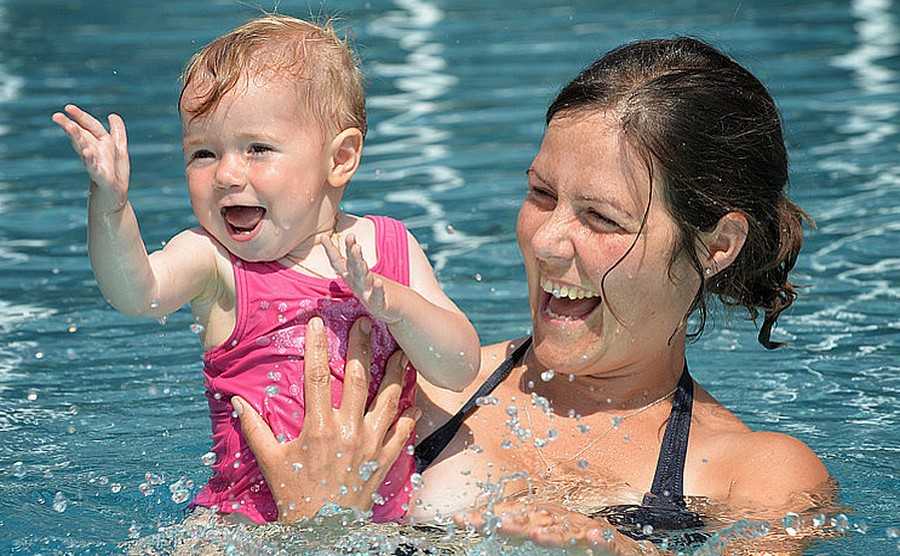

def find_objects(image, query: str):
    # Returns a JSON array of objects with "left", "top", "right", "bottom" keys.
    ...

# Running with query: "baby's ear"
[{"left": 326, "top": 128, "right": 363, "bottom": 188}]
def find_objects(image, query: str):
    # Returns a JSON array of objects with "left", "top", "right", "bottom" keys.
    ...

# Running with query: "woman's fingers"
[
  {"left": 339, "top": 317, "right": 372, "bottom": 421},
  {"left": 365, "top": 350, "right": 407, "bottom": 442},
  {"left": 377, "top": 406, "right": 419, "bottom": 472},
  {"left": 63, "top": 104, "right": 108, "bottom": 139},
  {"left": 232, "top": 396, "right": 278, "bottom": 469},
  {"left": 303, "top": 317, "right": 335, "bottom": 430}
]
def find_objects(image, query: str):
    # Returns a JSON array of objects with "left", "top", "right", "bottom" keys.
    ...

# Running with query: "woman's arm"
[{"left": 234, "top": 316, "right": 420, "bottom": 522}]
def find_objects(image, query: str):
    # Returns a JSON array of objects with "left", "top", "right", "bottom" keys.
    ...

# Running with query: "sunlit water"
[{"left": 1, "top": 0, "right": 898, "bottom": 554}]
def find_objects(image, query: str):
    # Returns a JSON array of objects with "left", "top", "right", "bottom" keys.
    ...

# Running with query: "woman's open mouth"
[
  {"left": 538, "top": 278, "right": 602, "bottom": 322},
  {"left": 221, "top": 206, "right": 265, "bottom": 242}
]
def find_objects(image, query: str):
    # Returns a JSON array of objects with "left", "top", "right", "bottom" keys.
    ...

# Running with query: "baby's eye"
[
  {"left": 249, "top": 144, "right": 274, "bottom": 155},
  {"left": 190, "top": 149, "right": 215, "bottom": 161}
]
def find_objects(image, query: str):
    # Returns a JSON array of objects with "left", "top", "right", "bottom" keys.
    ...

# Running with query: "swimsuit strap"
[
  {"left": 642, "top": 363, "right": 694, "bottom": 509},
  {"left": 414, "top": 337, "right": 532, "bottom": 473}
]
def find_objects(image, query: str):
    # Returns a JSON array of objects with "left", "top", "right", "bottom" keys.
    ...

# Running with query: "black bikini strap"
[
  {"left": 414, "top": 337, "right": 532, "bottom": 474},
  {"left": 643, "top": 363, "right": 694, "bottom": 509}
]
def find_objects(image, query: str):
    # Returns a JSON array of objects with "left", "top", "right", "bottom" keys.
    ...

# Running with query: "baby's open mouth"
[{"left": 221, "top": 206, "right": 265, "bottom": 236}]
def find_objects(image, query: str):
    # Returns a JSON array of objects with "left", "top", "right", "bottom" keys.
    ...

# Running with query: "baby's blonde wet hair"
[{"left": 179, "top": 14, "right": 366, "bottom": 138}]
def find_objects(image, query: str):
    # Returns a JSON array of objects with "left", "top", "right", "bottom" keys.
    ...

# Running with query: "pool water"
[{"left": 1, "top": 0, "right": 898, "bottom": 554}]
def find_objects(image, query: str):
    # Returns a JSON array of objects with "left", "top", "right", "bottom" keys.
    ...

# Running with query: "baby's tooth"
[{"left": 559, "top": 286, "right": 569, "bottom": 298}]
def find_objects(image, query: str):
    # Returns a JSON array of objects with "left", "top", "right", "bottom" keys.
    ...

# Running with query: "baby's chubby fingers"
[
  {"left": 108, "top": 113, "right": 128, "bottom": 153},
  {"left": 61, "top": 104, "right": 109, "bottom": 139},
  {"left": 323, "top": 234, "right": 349, "bottom": 277}
]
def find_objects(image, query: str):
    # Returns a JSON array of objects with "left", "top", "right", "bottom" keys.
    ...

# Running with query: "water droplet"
[
  {"left": 110, "top": 483, "right": 122, "bottom": 493},
  {"left": 67, "top": 324, "right": 78, "bottom": 333},
  {"left": 567, "top": 374, "right": 576, "bottom": 382},
  {"left": 292, "top": 462, "right": 304, "bottom": 473},
  {"left": 783, "top": 512, "right": 800, "bottom": 536},
  {"left": 52, "top": 492, "right": 68, "bottom": 512},
  {"left": 190, "top": 323, "right": 205, "bottom": 334},
  {"left": 410, "top": 473, "right": 424, "bottom": 489},
  {"left": 171, "top": 489, "right": 189, "bottom": 504},
  {"left": 276, "top": 433, "right": 287, "bottom": 443},
  {"left": 277, "top": 314, "right": 287, "bottom": 324},
  {"left": 26, "top": 390, "right": 38, "bottom": 401},
  {"left": 473, "top": 273, "right": 482, "bottom": 282},
  {"left": 831, "top": 513, "right": 849, "bottom": 533},
  {"left": 641, "top": 524, "right": 654, "bottom": 535},
  {"left": 500, "top": 439, "right": 513, "bottom": 449},
  {"left": 611, "top": 416, "right": 623, "bottom": 429},
  {"left": 475, "top": 396, "right": 499, "bottom": 406},
  {"left": 265, "top": 385, "right": 279, "bottom": 397},
  {"left": 146, "top": 472, "right": 164, "bottom": 486},
  {"left": 358, "top": 460, "right": 379, "bottom": 481},
  {"left": 547, "top": 429, "right": 558, "bottom": 441},
  {"left": 149, "top": 299, "right": 160, "bottom": 310},
  {"left": 267, "top": 370, "right": 282, "bottom": 382},
  {"left": 372, "top": 492, "right": 385, "bottom": 505},
  {"left": 506, "top": 405, "right": 518, "bottom": 417},
  {"left": 540, "top": 369, "right": 555, "bottom": 382},
  {"left": 853, "top": 521, "right": 869, "bottom": 534},
  {"left": 446, "top": 224, "right": 456, "bottom": 234},
  {"left": 339, "top": 484, "right": 349, "bottom": 496},
  {"left": 812, "top": 513, "right": 826, "bottom": 527},
  {"left": 67, "top": 425, "right": 76, "bottom": 434},
  {"left": 139, "top": 483, "right": 154, "bottom": 496},
  {"left": 128, "top": 522, "right": 140, "bottom": 539},
  {"left": 533, "top": 438, "right": 546, "bottom": 448},
  {"left": 11, "top": 462, "right": 25, "bottom": 478},
  {"left": 602, "top": 528, "right": 614, "bottom": 542},
  {"left": 577, "top": 459, "right": 589, "bottom": 470},
  {"left": 577, "top": 423, "right": 591, "bottom": 434},
  {"left": 406, "top": 445, "right": 415, "bottom": 456},
  {"left": 468, "top": 444, "right": 484, "bottom": 454}
]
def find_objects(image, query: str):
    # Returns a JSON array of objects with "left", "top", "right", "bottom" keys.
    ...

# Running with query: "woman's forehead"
[{"left": 533, "top": 112, "right": 653, "bottom": 211}]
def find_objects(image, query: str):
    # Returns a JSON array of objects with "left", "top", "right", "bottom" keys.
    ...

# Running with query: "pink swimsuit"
[{"left": 191, "top": 215, "right": 417, "bottom": 524}]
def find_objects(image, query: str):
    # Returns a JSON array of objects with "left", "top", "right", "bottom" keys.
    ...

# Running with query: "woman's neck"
[{"left": 520, "top": 338, "right": 686, "bottom": 419}]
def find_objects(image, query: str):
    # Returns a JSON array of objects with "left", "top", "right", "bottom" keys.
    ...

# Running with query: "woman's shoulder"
[
  {"left": 690, "top": 385, "right": 830, "bottom": 509},
  {"left": 417, "top": 338, "right": 526, "bottom": 414}
]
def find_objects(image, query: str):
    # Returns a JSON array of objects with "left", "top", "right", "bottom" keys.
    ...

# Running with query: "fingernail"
[
  {"left": 360, "top": 317, "right": 372, "bottom": 335},
  {"left": 309, "top": 317, "right": 323, "bottom": 331},
  {"left": 231, "top": 397, "right": 243, "bottom": 416}
]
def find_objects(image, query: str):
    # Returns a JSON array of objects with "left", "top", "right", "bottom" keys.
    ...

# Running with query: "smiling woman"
[{"left": 239, "top": 36, "right": 831, "bottom": 554}]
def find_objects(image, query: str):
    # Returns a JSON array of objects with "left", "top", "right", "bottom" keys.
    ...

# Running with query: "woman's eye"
[
  {"left": 249, "top": 144, "right": 274, "bottom": 154},
  {"left": 586, "top": 209, "right": 619, "bottom": 229},
  {"left": 528, "top": 186, "right": 555, "bottom": 200}
]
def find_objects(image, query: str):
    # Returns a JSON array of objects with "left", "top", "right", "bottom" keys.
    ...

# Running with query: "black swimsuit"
[{"left": 414, "top": 337, "right": 708, "bottom": 545}]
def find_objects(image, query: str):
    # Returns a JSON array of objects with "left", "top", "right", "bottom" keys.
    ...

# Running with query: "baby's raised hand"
[
  {"left": 324, "top": 233, "right": 400, "bottom": 324},
  {"left": 52, "top": 104, "right": 130, "bottom": 213}
]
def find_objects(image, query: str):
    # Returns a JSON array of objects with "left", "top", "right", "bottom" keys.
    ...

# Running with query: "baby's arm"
[
  {"left": 326, "top": 233, "right": 480, "bottom": 392},
  {"left": 53, "top": 105, "right": 217, "bottom": 318}
]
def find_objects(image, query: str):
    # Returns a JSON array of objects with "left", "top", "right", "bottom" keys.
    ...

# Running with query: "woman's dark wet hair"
[{"left": 547, "top": 37, "right": 809, "bottom": 349}]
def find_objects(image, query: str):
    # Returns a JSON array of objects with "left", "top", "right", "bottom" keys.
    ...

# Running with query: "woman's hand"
[
  {"left": 455, "top": 501, "right": 653, "bottom": 555},
  {"left": 233, "top": 316, "right": 419, "bottom": 523},
  {"left": 52, "top": 104, "right": 130, "bottom": 214}
]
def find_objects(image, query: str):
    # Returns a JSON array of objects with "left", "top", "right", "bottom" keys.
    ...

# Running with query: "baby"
[{"left": 52, "top": 15, "right": 480, "bottom": 524}]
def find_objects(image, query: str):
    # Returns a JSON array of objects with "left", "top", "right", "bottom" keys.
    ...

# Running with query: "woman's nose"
[
  {"left": 214, "top": 152, "right": 247, "bottom": 190},
  {"left": 531, "top": 209, "right": 576, "bottom": 265}
]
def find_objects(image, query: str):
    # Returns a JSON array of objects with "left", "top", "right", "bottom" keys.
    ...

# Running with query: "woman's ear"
[
  {"left": 699, "top": 211, "right": 749, "bottom": 276},
  {"left": 326, "top": 128, "right": 363, "bottom": 188}
]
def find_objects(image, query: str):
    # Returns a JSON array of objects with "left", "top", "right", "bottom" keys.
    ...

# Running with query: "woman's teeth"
[{"left": 540, "top": 278, "right": 600, "bottom": 300}]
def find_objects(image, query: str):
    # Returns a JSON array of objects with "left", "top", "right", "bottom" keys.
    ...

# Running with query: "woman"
[{"left": 233, "top": 37, "right": 831, "bottom": 552}]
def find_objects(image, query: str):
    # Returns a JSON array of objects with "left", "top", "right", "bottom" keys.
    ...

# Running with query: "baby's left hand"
[{"left": 324, "top": 234, "right": 401, "bottom": 324}]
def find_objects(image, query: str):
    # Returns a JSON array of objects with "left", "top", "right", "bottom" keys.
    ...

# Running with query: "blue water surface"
[{"left": 1, "top": 0, "right": 898, "bottom": 554}]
